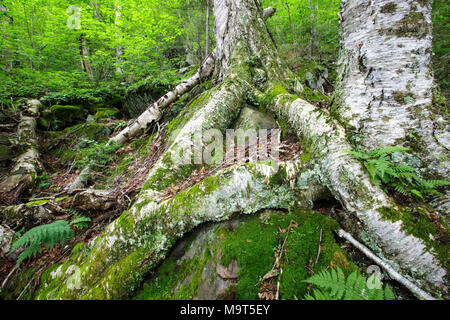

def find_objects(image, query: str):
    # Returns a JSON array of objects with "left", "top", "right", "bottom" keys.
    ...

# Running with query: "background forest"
[{"left": 0, "top": 0, "right": 447, "bottom": 113}]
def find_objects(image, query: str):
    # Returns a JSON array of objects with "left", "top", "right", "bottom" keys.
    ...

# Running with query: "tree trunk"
[
  {"left": 79, "top": 35, "right": 92, "bottom": 77},
  {"left": 333, "top": 0, "right": 449, "bottom": 214},
  {"left": 205, "top": 0, "right": 210, "bottom": 59},
  {"left": 30, "top": 0, "right": 448, "bottom": 300},
  {"left": 115, "top": 4, "right": 124, "bottom": 75}
]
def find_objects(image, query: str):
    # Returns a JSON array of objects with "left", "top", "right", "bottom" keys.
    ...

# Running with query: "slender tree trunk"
[
  {"left": 205, "top": 0, "right": 210, "bottom": 59},
  {"left": 308, "top": 0, "right": 318, "bottom": 58},
  {"left": 282, "top": 1, "right": 295, "bottom": 44},
  {"left": 79, "top": 35, "right": 92, "bottom": 76},
  {"left": 115, "top": 4, "right": 124, "bottom": 75}
]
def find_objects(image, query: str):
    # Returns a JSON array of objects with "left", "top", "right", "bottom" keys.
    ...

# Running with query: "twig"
[
  {"left": 336, "top": 229, "right": 437, "bottom": 300},
  {"left": 1, "top": 264, "right": 18, "bottom": 289},
  {"left": 314, "top": 228, "right": 322, "bottom": 265}
]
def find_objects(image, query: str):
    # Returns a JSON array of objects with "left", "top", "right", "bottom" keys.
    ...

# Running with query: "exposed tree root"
[
  {"left": 265, "top": 90, "right": 448, "bottom": 295},
  {"left": 0, "top": 100, "right": 41, "bottom": 205},
  {"left": 33, "top": 160, "right": 325, "bottom": 299}
]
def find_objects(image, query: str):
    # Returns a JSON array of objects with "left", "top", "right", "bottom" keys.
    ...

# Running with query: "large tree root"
[
  {"left": 264, "top": 89, "right": 448, "bottom": 296},
  {"left": 15, "top": 0, "right": 447, "bottom": 301},
  {"left": 33, "top": 161, "right": 325, "bottom": 299},
  {"left": 0, "top": 100, "right": 41, "bottom": 204}
]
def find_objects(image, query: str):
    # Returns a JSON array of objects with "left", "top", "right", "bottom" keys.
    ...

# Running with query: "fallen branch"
[
  {"left": 0, "top": 100, "right": 41, "bottom": 204},
  {"left": 336, "top": 229, "right": 437, "bottom": 300}
]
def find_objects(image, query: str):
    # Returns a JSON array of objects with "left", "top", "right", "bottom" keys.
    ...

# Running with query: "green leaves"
[
  {"left": 344, "top": 147, "right": 450, "bottom": 200},
  {"left": 9, "top": 220, "right": 74, "bottom": 266},
  {"left": 303, "top": 267, "right": 395, "bottom": 300}
]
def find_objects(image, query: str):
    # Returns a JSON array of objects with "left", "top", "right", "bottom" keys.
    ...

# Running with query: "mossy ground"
[{"left": 220, "top": 208, "right": 357, "bottom": 299}]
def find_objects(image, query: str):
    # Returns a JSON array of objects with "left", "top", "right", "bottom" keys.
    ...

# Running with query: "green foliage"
[
  {"left": 70, "top": 217, "right": 92, "bottom": 230},
  {"left": 219, "top": 209, "right": 357, "bottom": 300},
  {"left": 36, "top": 172, "right": 55, "bottom": 190},
  {"left": 345, "top": 147, "right": 450, "bottom": 200},
  {"left": 68, "top": 209, "right": 92, "bottom": 230},
  {"left": 75, "top": 139, "right": 120, "bottom": 171},
  {"left": 303, "top": 267, "right": 395, "bottom": 300},
  {"left": 432, "top": 0, "right": 450, "bottom": 104},
  {"left": 9, "top": 220, "right": 74, "bottom": 266}
]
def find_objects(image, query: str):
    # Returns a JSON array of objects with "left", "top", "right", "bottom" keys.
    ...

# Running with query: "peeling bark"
[
  {"left": 267, "top": 93, "right": 447, "bottom": 295},
  {"left": 34, "top": 161, "right": 322, "bottom": 299},
  {"left": 334, "top": 0, "right": 449, "bottom": 212}
]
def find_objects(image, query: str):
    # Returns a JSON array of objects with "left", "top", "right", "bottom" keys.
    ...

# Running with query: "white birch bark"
[
  {"left": 334, "top": 0, "right": 448, "bottom": 181},
  {"left": 0, "top": 100, "right": 40, "bottom": 196}
]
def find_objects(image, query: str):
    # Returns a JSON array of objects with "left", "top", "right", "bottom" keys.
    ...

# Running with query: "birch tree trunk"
[
  {"left": 30, "top": 0, "right": 448, "bottom": 300},
  {"left": 114, "top": 4, "right": 124, "bottom": 75},
  {"left": 333, "top": 0, "right": 449, "bottom": 213}
]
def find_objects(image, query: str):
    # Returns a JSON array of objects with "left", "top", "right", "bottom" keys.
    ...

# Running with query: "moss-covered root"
[
  {"left": 268, "top": 92, "right": 448, "bottom": 296},
  {"left": 134, "top": 209, "right": 358, "bottom": 300},
  {"left": 139, "top": 73, "right": 251, "bottom": 195},
  {"left": 34, "top": 160, "right": 323, "bottom": 300},
  {"left": 0, "top": 100, "right": 41, "bottom": 197}
]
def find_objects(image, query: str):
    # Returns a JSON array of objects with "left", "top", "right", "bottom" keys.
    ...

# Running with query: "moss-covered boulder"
[
  {"left": 93, "top": 108, "right": 121, "bottom": 122},
  {"left": 134, "top": 209, "right": 358, "bottom": 300},
  {"left": 233, "top": 106, "right": 277, "bottom": 131},
  {"left": 39, "top": 105, "right": 88, "bottom": 130}
]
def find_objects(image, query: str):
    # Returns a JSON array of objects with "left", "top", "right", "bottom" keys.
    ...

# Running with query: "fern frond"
[
  {"left": 70, "top": 216, "right": 91, "bottom": 230},
  {"left": 303, "top": 267, "right": 396, "bottom": 300},
  {"left": 9, "top": 220, "right": 74, "bottom": 266},
  {"left": 367, "top": 146, "right": 410, "bottom": 158},
  {"left": 343, "top": 150, "right": 369, "bottom": 160}
]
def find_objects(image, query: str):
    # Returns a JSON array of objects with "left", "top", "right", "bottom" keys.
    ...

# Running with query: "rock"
[
  {"left": 0, "top": 224, "right": 14, "bottom": 257},
  {"left": 216, "top": 259, "right": 239, "bottom": 280},
  {"left": 233, "top": 106, "right": 277, "bottom": 132},
  {"left": 41, "top": 105, "right": 88, "bottom": 130}
]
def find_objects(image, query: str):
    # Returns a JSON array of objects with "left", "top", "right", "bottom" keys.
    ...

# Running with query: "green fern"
[
  {"left": 9, "top": 220, "right": 74, "bottom": 266},
  {"left": 344, "top": 147, "right": 449, "bottom": 200},
  {"left": 70, "top": 216, "right": 91, "bottom": 230},
  {"left": 303, "top": 267, "right": 395, "bottom": 300}
]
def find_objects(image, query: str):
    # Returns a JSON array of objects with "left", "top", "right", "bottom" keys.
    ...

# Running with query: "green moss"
[
  {"left": 300, "top": 86, "right": 331, "bottom": 105},
  {"left": 395, "top": 12, "right": 429, "bottom": 38},
  {"left": 380, "top": 2, "right": 397, "bottom": 14},
  {"left": 220, "top": 209, "right": 357, "bottom": 299},
  {"left": 432, "top": 87, "right": 448, "bottom": 116},
  {"left": 379, "top": 205, "right": 450, "bottom": 273},
  {"left": 93, "top": 108, "right": 121, "bottom": 121},
  {"left": 166, "top": 89, "right": 212, "bottom": 140},
  {"left": 392, "top": 91, "right": 415, "bottom": 104}
]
